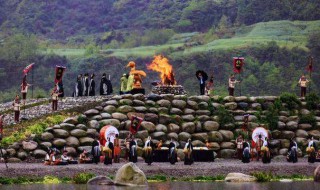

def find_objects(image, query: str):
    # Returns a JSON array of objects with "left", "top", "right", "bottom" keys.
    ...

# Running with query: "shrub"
[
  {"left": 73, "top": 172, "right": 95, "bottom": 184},
  {"left": 265, "top": 106, "right": 279, "bottom": 130},
  {"left": 299, "top": 113, "right": 317, "bottom": 127},
  {"left": 147, "top": 175, "right": 167, "bottom": 182},
  {"left": 280, "top": 93, "right": 301, "bottom": 110},
  {"left": 77, "top": 115, "right": 87, "bottom": 124},
  {"left": 251, "top": 172, "right": 273, "bottom": 182},
  {"left": 214, "top": 106, "right": 234, "bottom": 127},
  {"left": 305, "top": 93, "right": 320, "bottom": 110},
  {"left": 43, "top": 176, "right": 61, "bottom": 184}
]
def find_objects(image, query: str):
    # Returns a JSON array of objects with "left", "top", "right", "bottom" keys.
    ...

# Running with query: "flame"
[{"left": 147, "top": 55, "right": 176, "bottom": 85}]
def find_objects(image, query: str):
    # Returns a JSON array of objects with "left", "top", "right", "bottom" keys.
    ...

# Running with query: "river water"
[{"left": 0, "top": 181, "right": 319, "bottom": 190}]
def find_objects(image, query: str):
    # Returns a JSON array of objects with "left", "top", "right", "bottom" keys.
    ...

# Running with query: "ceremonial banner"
[
  {"left": 130, "top": 116, "right": 143, "bottom": 135},
  {"left": 306, "top": 56, "right": 314, "bottom": 72},
  {"left": 23, "top": 63, "right": 35, "bottom": 75},
  {"left": 233, "top": 57, "right": 244, "bottom": 73},
  {"left": 55, "top": 66, "right": 66, "bottom": 83}
]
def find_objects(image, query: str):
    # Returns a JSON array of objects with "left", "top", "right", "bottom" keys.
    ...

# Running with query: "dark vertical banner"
[
  {"left": 55, "top": 65, "right": 66, "bottom": 84},
  {"left": 233, "top": 57, "right": 245, "bottom": 73}
]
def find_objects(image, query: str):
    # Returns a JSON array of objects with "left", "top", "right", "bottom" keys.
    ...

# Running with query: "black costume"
[
  {"left": 91, "top": 139, "right": 100, "bottom": 164},
  {"left": 100, "top": 76, "right": 113, "bottom": 95},
  {"left": 129, "top": 140, "right": 138, "bottom": 163},
  {"left": 74, "top": 77, "right": 83, "bottom": 97},
  {"left": 89, "top": 78, "right": 95, "bottom": 96},
  {"left": 242, "top": 141, "right": 250, "bottom": 163},
  {"left": 308, "top": 141, "right": 317, "bottom": 163},
  {"left": 104, "top": 141, "right": 114, "bottom": 165},
  {"left": 84, "top": 76, "right": 89, "bottom": 96},
  {"left": 287, "top": 141, "right": 298, "bottom": 163},
  {"left": 169, "top": 142, "right": 177, "bottom": 164},
  {"left": 262, "top": 141, "right": 271, "bottom": 164},
  {"left": 184, "top": 142, "right": 194, "bottom": 165},
  {"left": 144, "top": 140, "right": 154, "bottom": 165}
]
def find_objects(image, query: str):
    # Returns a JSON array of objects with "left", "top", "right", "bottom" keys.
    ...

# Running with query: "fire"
[{"left": 147, "top": 55, "right": 176, "bottom": 85}]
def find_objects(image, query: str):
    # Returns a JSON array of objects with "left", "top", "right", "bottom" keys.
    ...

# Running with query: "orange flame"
[{"left": 147, "top": 55, "right": 176, "bottom": 85}]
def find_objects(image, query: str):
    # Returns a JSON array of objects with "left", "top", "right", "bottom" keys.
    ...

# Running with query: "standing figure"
[
  {"left": 236, "top": 135, "right": 244, "bottom": 160},
  {"left": 78, "top": 74, "right": 84, "bottom": 97},
  {"left": 307, "top": 137, "right": 317, "bottom": 163},
  {"left": 125, "top": 133, "right": 133, "bottom": 161},
  {"left": 12, "top": 95, "right": 21, "bottom": 123},
  {"left": 256, "top": 135, "right": 264, "bottom": 161},
  {"left": 129, "top": 137, "right": 138, "bottom": 163},
  {"left": 261, "top": 137, "right": 271, "bottom": 164},
  {"left": 89, "top": 74, "right": 95, "bottom": 96},
  {"left": 51, "top": 83, "right": 61, "bottom": 111},
  {"left": 100, "top": 73, "right": 113, "bottom": 95},
  {"left": 84, "top": 73, "right": 89, "bottom": 96},
  {"left": 287, "top": 138, "right": 298, "bottom": 163},
  {"left": 103, "top": 137, "right": 114, "bottom": 165},
  {"left": 21, "top": 75, "right": 30, "bottom": 104},
  {"left": 184, "top": 138, "right": 194, "bottom": 165},
  {"left": 120, "top": 74, "right": 128, "bottom": 95},
  {"left": 242, "top": 139, "right": 251, "bottom": 163},
  {"left": 58, "top": 81, "right": 64, "bottom": 98},
  {"left": 126, "top": 61, "right": 147, "bottom": 94},
  {"left": 298, "top": 74, "right": 310, "bottom": 98},
  {"left": 113, "top": 134, "right": 121, "bottom": 163},
  {"left": 91, "top": 137, "right": 101, "bottom": 164},
  {"left": 144, "top": 136, "right": 154, "bottom": 165},
  {"left": 206, "top": 76, "right": 214, "bottom": 95},
  {"left": 0, "top": 115, "right": 5, "bottom": 141},
  {"left": 168, "top": 139, "right": 177, "bottom": 165},
  {"left": 228, "top": 74, "right": 240, "bottom": 96},
  {"left": 196, "top": 70, "right": 208, "bottom": 95}
]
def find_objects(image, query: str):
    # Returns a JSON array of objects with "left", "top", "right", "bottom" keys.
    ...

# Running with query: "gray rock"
[
  {"left": 212, "top": 103, "right": 223, "bottom": 109},
  {"left": 308, "top": 130, "right": 320, "bottom": 138},
  {"left": 41, "top": 132, "right": 54, "bottom": 141},
  {"left": 314, "top": 165, "right": 320, "bottom": 182},
  {"left": 76, "top": 124, "right": 87, "bottom": 130},
  {"left": 177, "top": 149, "right": 185, "bottom": 160},
  {"left": 207, "top": 142, "right": 220, "bottom": 151},
  {"left": 221, "top": 123, "right": 235, "bottom": 130},
  {"left": 132, "top": 100, "right": 145, "bottom": 107},
  {"left": 22, "top": 141, "right": 38, "bottom": 151},
  {"left": 66, "top": 136, "right": 80, "bottom": 147},
  {"left": 184, "top": 108, "right": 195, "bottom": 115},
  {"left": 181, "top": 122, "right": 195, "bottom": 133},
  {"left": 220, "top": 142, "right": 235, "bottom": 149},
  {"left": 33, "top": 149, "right": 47, "bottom": 158},
  {"left": 144, "top": 113, "right": 158, "bottom": 124},
  {"left": 248, "top": 122, "right": 259, "bottom": 131},
  {"left": 145, "top": 100, "right": 156, "bottom": 106},
  {"left": 114, "top": 162, "right": 148, "bottom": 186},
  {"left": 203, "top": 121, "right": 219, "bottom": 131},
  {"left": 198, "top": 115, "right": 211, "bottom": 122},
  {"left": 103, "top": 105, "right": 117, "bottom": 113},
  {"left": 272, "top": 130, "right": 282, "bottom": 139},
  {"left": 79, "top": 137, "right": 94, "bottom": 146},
  {"left": 278, "top": 121, "right": 286, "bottom": 129},
  {"left": 133, "top": 94, "right": 145, "bottom": 101},
  {"left": 279, "top": 148, "right": 288, "bottom": 156},
  {"left": 136, "top": 130, "right": 149, "bottom": 140},
  {"left": 70, "top": 129, "right": 87, "bottom": 138},
  {"left": 53, "top": 129, "right": 69, "bottom": 138},
  {"left": 167, "top": 133, "right": 178, "bottom": 141},
  {"left": 158, "top": 107, "right": 169, "bottom": 114},
  {"left": 40, "top": 142, "right": 52, "bottom": 149},
  {"left": 208, "top": 131, "right": 223, "bottom": 142},
  {"left": 168, "top": 123, "right": 180, "bottom": 133},
  {"left": 148, "top": 107, "right": 158, "bottom": 114},
  {"left": 88, "top": 120, "right": 99, "bottom": 129},
  {"left": 223, "top": 96, "right": 235, "bottom": 102},
  {"left": 219, "top": 130, "right": 234, "bottom": 141},
  {"left": 288, "top": 116, "right": 299, "bottom": 122},
  {"left": 296, "top": 129, "right": 308, "bottom": 138},
  {"left": 87, "top": 176, "right": 114, "bottom": 185},
  {"left": 279, "top": 111, "right": 290, "bottom": 117},
  {"left": 119, "top": 130, "right": 130, "bottom": 139},
  {"left": 151, "top": 132, "right": 166, "bottom": 141},
  {"left": 278, "top": 116, "right": 288, "bottom": 123},
  {"left": 182, "top": 114, "right": 195, "bottom": 122},
  {"left": 156, "top": 124, "right": 167, "bottom": 133},
  {"left": 63, "top": 117, "right": 78, "bottom": 125},
  {"left": 157, "top": 99, "right": 171, "bottom": 107},
  {"left": 99, "top": 119, "right": 121, "bottom": 128},
  {"left": 187, "top": 100, "right": 198, "bottom": 110},
  {"left": 225, "top": 173, "right": 257, "bottom": 182},
  {"left": 170, "top": 108, "right": 183, "bottom": 115},
  {"left": 286, "top": 121, "right": 298, "bottom": 130},
  {"left": 159, "top": 114, "right": 172, "bottom": 125},
  {"left": 295, "top": 137, "right": 308, "bottom": 146},
  {"left": 17, "top": 151, "right": 28, "bottom": 160},
  {"left": 119, "top": 99, "right": 133, "bottom": 106},
  {"left": 160, "top": 94, "right": 174, "bottom": 101},
  {"left": 220, "top": 149, "right": 236, "bottom": 158},
  {"left": 198, "top": 102, "right": 208, "bottom": 109},
  {"left": 104, "top": 100, "right": 118, "bottom": 106},
  {"left": 100, "top": 113, "right": 112, "bottom": 119},
  {"left": 280, "top": 139, "right": 290, "bottom": 148},
  {"left": 84, "top": 109, "right": 100, "bottom": 116},
  {"left": 248, "top": 115, "right": 258, "bottom": 122},
  {"left": 122, "top": 94, "right": 134, "bottom": 100},
  {"left": 134, "top": 106, "right": 148, "bottom": 113},
  {"left": 298, "top": 124, "right": 312, "bottom": 130},
  {"left": 7, "top": 157, "right": 22, "bottom": 163},
  {"left": 60, "top": 123, "right": 76, "bottom": 131},
  {"left": 300, "top": 109, "right": 311, "bottom": 115},
  {"left": 178, "top": 132, "right": 191, "bottom": 142},
  {"left": 192, "top": 140, "right": 205, "bottom": 147},
  {"left": 225, "top": 102, "right": 237, "bottom": 110},
  {"left": 141, "top": 121, "right": 156, "bottom": 133},
  {"left": 237, "top": 102, "right": 249, "bottom": 109},
  {"left": 195, "top": 110, "right": 211, "bottom": 116},
  {"left": 112, "top": 113, "right": 128, "bottom": 121},
  {"left": 192, "top": 133, "right": 208, "bottom": 142},
  {"left": 251, "top": 103, "right": 261, "bottom": 110},
  {"left": 147, "top": 94, "right": 161, "bottom": 101},
  {"left": 281, "top": 131, "right": 295, "bottom": 139},
  {"left": 117, "top": 105, "right": 134, "bottom": 113},
  {"left": 53, "top": 139, "right": 67, "bottom": 147},
  {"left": 269, "top": 140, "right": 281, "bottom": 148},
  {"left": 87, "top": 128, "right": 98, "bottom": 138},
  {"left": 77, "top": 146, "right": 92, "bottom": 154},
  {"left": 6, "top": 148, "right": 16, "bottom": 156},
  {"left": 172, "top": 100, "right": 187, "bottom": 110},
  {"left": 174, "top": 95, "right": 187, "bottom": 100},
  {"left": 90, "top": 115, "right": 102, "bottom": 121}
]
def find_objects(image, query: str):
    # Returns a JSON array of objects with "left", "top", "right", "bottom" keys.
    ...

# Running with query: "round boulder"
[
  {"left": 168, "top": 123, "right": 180, "bottom": 133},
  {"left": 22, "top": 141, "right": 38, "bottom": 151},
  {"left": 103, "top": 105, "right": 117, "bottom": 113},
  {"left": 181, "top": 122, "right": 195, "bottom": 133},
  {"left": 219, "top": 130, "right": 234, "bottom": 141},
  {"left": 70, "top": 129, "right": 87, "bottom": 138},
  {"left": 314, "top": 165, "right": 320, "bottom": 182},
  {"left": 66, "top": 136, "right": 80, "bottom": 147},
  {"left": 33, "top": 149, "right": 47, "bottom": 159},
  {"left": 141, "top": 121, "right": 156, "bottom": 133},
  {"left": 296, "top": 129, "right": 308, "bottom": 138},
  {"left": 155, "top": 124, "right": 167, "bottom": 133},
  {"left": 114, "top": 162, "right": 148, "bottom": 186},
  {"left": 286, "top": 121, "right": 298, "bottom": 130},
  {"left": 192, "top": 133, "right": 208, "bottom": 142},
  {"left": 157, "top": 99, "right": 171, "bottom": 107},
  {"left": 281, "top": 131, "right": 295, "bottom": 139},
  {"left": 117, "top": 105, "right": 134, "bottom": 113},
  {"left": 53, "top": 139, "right": 67, "bottom": 147},
  {"left": 99, "top": 119, "right": 121, "bottom": 128},
  {"left": 79, "top": 137, "right": 94, "bottom": 146},
  {"left": 208, "top": 131, "right": 223, "bottom": 142},
  {"left": 220, "top": 149, "right": 236, "bottom": 158},
  {"left": 53, "top": 129, "right": 69, "bottom": 138},
  {"left": 112, "top": 113, "right": 128, "bottom": 121},
  {"left": 220, "top": 142, "right": 235, "bottom": 149},
  {"left": 151, "top": 132, "right": 166, "bottom": 141},
  {"left": 84, "top": 109, "right": 100, "bottom": 117},
  {"left": 178, "top": 132, "right": 191, "bottom": 142},
  {"left": 41, "top": 132, "right": 54, "bottom": 141},
  {"left": 172, "top": 100, "right": 187, "bottom": 110}
]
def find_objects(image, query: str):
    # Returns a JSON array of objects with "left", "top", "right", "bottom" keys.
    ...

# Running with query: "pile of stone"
[{"left": 151, "top": 85, "right": 186, "bottom": 95}]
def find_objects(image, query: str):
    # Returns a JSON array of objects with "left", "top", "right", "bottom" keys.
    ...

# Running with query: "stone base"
[
  {"left": 152, "top": 85, "right": 186, "bottom": 95},
  {"left": 130, "top": 88, "right": 145, "bottom": 95}
]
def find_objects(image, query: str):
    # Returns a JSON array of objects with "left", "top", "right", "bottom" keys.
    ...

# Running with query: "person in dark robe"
[
  {"left": 100, "top": 73, "right": 113, "bottom": 95},
  {"left": 144, "top": 136, "right": 154, "bottom": 165},
  {"left": 103, "top": 137, "right": 114, "bottom": 165},
  {"left": 129, "top": 137, "right": 138, "bottom": 163},
  {"left": 262, "top": 137, "right": 271, "bottom": 164},
  {"left": 89, "top": 73, "right": 95, "bottom": 96},
  {"left": 91, "top": 137, "right": 101, "bottom": 164},
  {"left": 84, "top": 73, "right": 89, "bottom": 96},
  {"left": 168, "top": 139, "right": 177, "bottom": 165},
  {"left": 242, "top": 139, "right": 251, "bottom": 163},
  {"left": 73, "top": 75, "right": 83, "bottom": 97},
  {"left": 287, "top": 138, "right": 298, "bottom": 163},
  {"left": 184, "top": 138, "right": 194, "bottom": 165},
  {"left": 307, "top": 137, "right": 317, "bottom": 163},
  {"left": 236, "top": 135, "right": 244, "bottom": 160}
]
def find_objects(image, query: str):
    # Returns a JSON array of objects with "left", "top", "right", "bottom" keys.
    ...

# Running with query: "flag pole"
[{"left": 32, "top": 67, "right": 34, "bottom": 99}]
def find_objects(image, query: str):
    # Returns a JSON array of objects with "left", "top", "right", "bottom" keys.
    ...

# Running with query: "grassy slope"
[{"left": 43, "top": 20, "right": 320, "bottom": 58}]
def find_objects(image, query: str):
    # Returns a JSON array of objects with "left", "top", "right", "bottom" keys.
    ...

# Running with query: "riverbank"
[{"left": 0, "top": 158, "right": 318, "bottom": 179}]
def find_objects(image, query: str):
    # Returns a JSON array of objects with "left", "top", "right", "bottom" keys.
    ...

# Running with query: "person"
[
  {"left": 228, "top": 74, "right": 240, "bottom": 96},
  {"left": 206, "top": 76, "right": 214, "bottom": 95},
  {"left": 57, "top": 81, "right": 64, "bottom": 98},
  {"left": 242, "top": 139, "right": 251, "bottom": 163},
  {"left": 298, "top": 74, "right": 310, "bottom": 98},
  {"left": 250, "top": 140, "right": 258, "bottom": 161},
  {"left": 78, "top": 74, "right": 84, "bottom": 97},
  {"left": 129, "top": 137, "right": 138, "bottom": 163},
  {"left": 51, "top": 83, "right": 61, "bottom": 111},
  {"left": 20, "top": 75, "right": 30, "bottom": 104},
  {"left": 197, "top": 72, "right": 207, "bottom": 95},
  {"left": 91, "top": 137, "right": 101, "bottom": 164},
  {"left": 144, "top": 136, "right": 154, "bottom": 165},
  {"left": 261, "top": 137, "right": 271, "bottom": 164},
  {"left": 79, "top": 149, "right": 92, "bottom": 163},
  {"left": 114, "top": 134, "right": 121, "bottom": 163},
  {"left": 168, "top": 139, "right": 177, "bottom": 165},
  {"left": 184, "top": 139, "right": 194, "bottom": 165},
  {"left": 60, "top": 150, "right": 70, "bottom": 165},
  {"left": 103, "top": 137, "right": 114, "bottom": 165},
  {"left": 287, "top": 138, "right": 298, "bottom": 163},
  {"left": 44, "top": 149, "right": 52, "bottom": 165},
  {"left": 120, "top": 74, "right": 128, "bottom": 95},
  {"left": 125, "top": 133, "right": 133, "bottom": 161},
  {"left": 83, "top": 73, "right": 89, "bottom": 96},
  {"left": 236, "top": 135, "right": 244, "bottom": 160},
  {"left": 100, "top": 73, "right": 113, "bottom": 95},
  {"left": 12, "top": 95, "right": 21, "bottom": 123},
  {"left": 307, "top": 137, "right": 317, "bottom": 163},
  {"left": 256, "top": 135, "right": 264, "bottom": 161},
  {"left": 0, "top": 115, "right": 4, "bottom": 141},
  {"left": 89, "top": 73, "right": 95, "bottom": 96},
  {"left": 157, "top": 140, "right": 163, "bottom": 150}
]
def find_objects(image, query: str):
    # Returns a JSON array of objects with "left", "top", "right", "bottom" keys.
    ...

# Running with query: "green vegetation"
[
  {"left": 0, "top": 176, "right": 70, "bottom": 185},
  {"left": 73, "top": 172, "right": 96, "bottom": 184},
  {"left": 280, "top": 93, "right": 301, "bottom": 110},
  {"left": 305, "top": 93, "right": 320, "bottom": 110},
  {"left": 251, "top": 172, "right": 312, "bottom": 182},
  {"left": 214, "top": 106, "right": 234, "bottom": 127},
  {"left": 299, "top": 113, "right": 317, "bottom": 127},
  {"left": 147, "top": 175, "right": 168, "bottom": 182}
]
